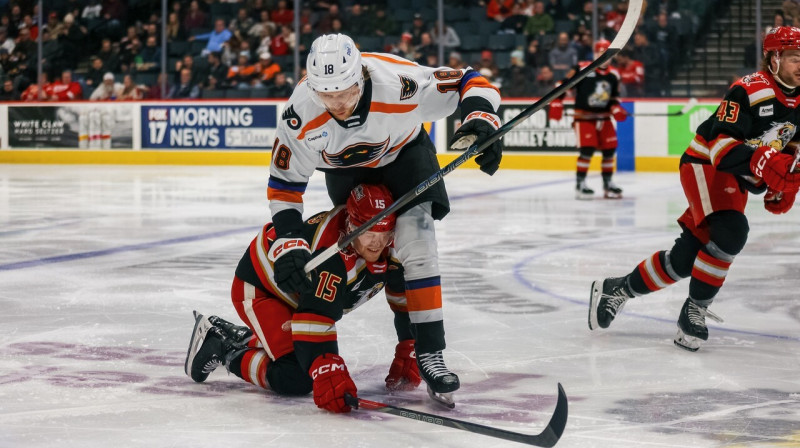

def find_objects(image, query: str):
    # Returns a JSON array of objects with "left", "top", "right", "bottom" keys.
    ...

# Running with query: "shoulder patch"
[
  {"left": 398, "top": 75, "right": 418, "bottom": 101},
  {"left": 282, "top": 105, "right": 302, "bottom": 130}
]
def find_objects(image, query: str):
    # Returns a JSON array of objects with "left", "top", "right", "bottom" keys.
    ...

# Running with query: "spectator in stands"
[
  {"left": 175, "top": 53, "right": 205, "bottom": 88},
  {"left": 532, "top": 65, "right": 556, "bottom": 96},
  {"left": 545, "top": 0, "right": 569, "bottom": 21},
  {"left": 476, "top": 49, "right": 500, "bottom": 79},
  {"left": 14, "top": 26, "right": 35, "bottom": 59},
  {"left": 409, "top": 13, "right": 427, "bottom": 46},
  {"left": 330, "top": 18, "right": 344, "bottom": 36},
  {"left": 48, "top": 69, "right": 83, "bottom": 100},
  {"left": 90, "top": 72, "right": 120, "bottom": 100},
  {"left": 371, "top": 7, "right": 397, "bottom": 38},
  {"left": 97, "top": 38, "right": 120, "bottom": 73},
  {"left": 631, "top": 30, "right": 663, "bottom": 97},
  {"left": 390, "top": 33, "right": 415, "bottom": 61},
  {"left": 297, "top": 22, "right": 314, "bottom": 56},
  {"left": 82, "top": 0, "right": 102, "bottom": 23},
  {"left": 99, "top": 0, "right": 126, "bottom": 40},
  {"left": 58, "top": 13, "right": 87, "bottom": 70},
  {"left": 20, "top": 15, "right": 38, "bottom": 41},
  {"left": 257, "top": 51, "right": 281, "bottom": 84},
  {"left": 249, "top": 10, "right": 276, "bottom": 44},
  {"left": 501, "top": 49, "right": 535, "bottom": 97},
  {"left": 270, "top": 25, "right": 293, "bottom": 57},
  {"left": 249, "top": 0, "right": 268, "bottom": 21},
  {"left": 205, "top": 51, "right": 229, "bottom": 90},
  {"left": 487, "top": 0, "right": 514, "bottom": 22},
  {"left": 574, "top": 32, "right": 593, "bottom": 61},
  {"left": 137, "top": 35, "right": 161, "bottom": 73},
  {"left": 0, "top": 48, "right": 12, "bottom": 77},
  {"left": 168, "top": 67, "right": 201, "bottom": 99},
  {"left": 347, "top": 4, "right": 371, "bottom": 37},
  {"left": 500, "top": 3, "right": 529, "bottom": 34},
  {"left": 43, "top": 12, "right": 65, "bottom": 38},
  {"left": 227, "top": 50, "right": 258, "bottom": 90},
  {"left": 0, "top": 78, "right": 18, "bottom": 101},
  {"left": 166, "top": 12, "right": 186, "bottom": 42},
  {"left": 20, "top": 73, "right": 47, "bottom": 101},
  {"left": 0, "top": 28, "right": 14, "bottom": 54},
  {"left": 605, "top": 1, "right": 628, "bottom": 33},
  {"left": 784, "top": 0, "right": 800, "bottom": 23},
  {"left": 549, "top": 31, "right": 578, "bottom": 79},
  {"left": 146, "top": 72, "right": 169, "bottom": 99},
  {"left": 431, "top": 23, "right": 461, "bottom": 49},
  {"left": 448, "top": 51, "right": 466, "bottom": 70},
  {"left": 271, "top": 0, "right": 294, "bottom": 27},
  {"left": 85, "top": 56, "right": 105, "bottom": 89},
  {"left": 414, "top": 32, "right": 437, "bottom": 65},
  {"left": 267, "top": 71, "right": 293, "bottom": 98},
  {"left": 230, "top": 7, "right": 255, "bottom": 38},
  {"left": 183, "top": 0, "right": 208, "bottom": 35},
  {"left": 41, "top": 29, "right": 63, "bottom": 76},
  {"left": 615, "top": 49, "right": 644, "bottom": 97},
  {"left": 524, "top": 1, "right": 555, "bottom": 38},
  {"left": 191, "top": 18, "right": 233, "bottom": 56},
  {"left": 645, "top": 11, "right": 678, "bottom": 80},
  {"left": 117, "top": 74, "right": 143, "bottom": 100},
  {"left": 316, "top": 4, "right": 344, "bottom": 35}
]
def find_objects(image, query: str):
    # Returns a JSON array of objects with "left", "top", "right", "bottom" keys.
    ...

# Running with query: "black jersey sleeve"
[{"left": 707, "top": 85, "right": 757, "bottom": 175}]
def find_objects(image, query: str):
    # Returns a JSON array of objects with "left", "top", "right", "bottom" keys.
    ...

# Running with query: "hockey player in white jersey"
[{"left": 267, "top": 33, "right": 503, "bottom": 406}]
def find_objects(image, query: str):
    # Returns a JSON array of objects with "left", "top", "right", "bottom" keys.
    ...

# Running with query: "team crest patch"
[
  {"left": 282, "top": 105, "right": 302, "bottom": 130},
  {"left": 399, "top": 75, "right": 418, "bottom": 101},
  {"left": 323, "top": 138, "right": 390, "bottom": 167}
]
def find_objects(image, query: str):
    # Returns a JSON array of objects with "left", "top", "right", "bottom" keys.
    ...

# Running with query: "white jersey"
[{"left": 267, "top": 52, "right": 501, "bottom": 218}]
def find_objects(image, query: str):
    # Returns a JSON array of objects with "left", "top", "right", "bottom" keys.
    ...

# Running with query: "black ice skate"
[
  {"left": 576, "top": 180, "right": 594, "bottom": 200},
  {"left": 603, "top": 181, "right": 623, "bottom": 199},
  {"left": 208, "top": 314, "right": 254, "bottom": 345},
  {"left": 589, "top": 277, "right": 634, "bottom": 330},
  {"left": 674, "top": 299, "right": 723, "bottom": 352},
  {"left": 417, "top": 350, "right": 460, "bottom": 408},
  {"left": 185, "top": 311, "right": 247, "bottom": 382}
]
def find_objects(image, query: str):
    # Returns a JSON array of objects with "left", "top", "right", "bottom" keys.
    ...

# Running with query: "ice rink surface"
[{"left": 1, "top": 164, "right": 799, "bottom": 448}]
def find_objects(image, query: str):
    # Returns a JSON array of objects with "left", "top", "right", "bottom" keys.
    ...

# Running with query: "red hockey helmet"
[
  {"left": 594, "top": 39, "right": 611, "bottom": 54},
  {"left": 346, "top": 184, "right": 395, "bottom": 232},
  {"left": 763, "top": 26, "right": 800, "bottom": 53}
]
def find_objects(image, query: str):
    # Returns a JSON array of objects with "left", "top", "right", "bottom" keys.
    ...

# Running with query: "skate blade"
[
  {"left": 185, "top": 311, "right": 212, "bottom": 378},
  {"left": 604, "top": 192, "right": 623, "bottom": 199},
  {"left": 427, "top": 385, "right": 455, "bottom": 409},
  {"left": 575, "top": 192, "right": 594, "bottom": 200},
  {"left": 673, "top": 329, "right": 700, "bottom": 352},
  {"left": 588, "top": 280, "right": 602, "bottom": 330}
]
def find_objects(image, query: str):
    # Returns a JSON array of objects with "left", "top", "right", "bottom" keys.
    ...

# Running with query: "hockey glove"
[
  {"left": 450, "top": 111, "right": 504, "bottom": 176},
  {"left": 309, "top": 353, "right": 357, "bottom": 413},
  {"left": 385, "top": 339, "right": 421, "bottom": 391},
  {"left": 751, "top": 145, "right": 800, "bottom": 192},
  {"left": 610, "top": 104, "right": 628, "bottom": 122},
  {"left": 269, "top": 236, "right": 313, "bottom": 296},
  {"left": 548, "top": 100, "right": 564, "bottom": 121},
  {"left": 764, "top": 187, "right": 797, "bottom": 214}
]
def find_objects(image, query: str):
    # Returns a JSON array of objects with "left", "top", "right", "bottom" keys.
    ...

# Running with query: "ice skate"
[
  {"left": 576, "top": 180, "right": 594, "bottom": 200},
  {"left": 603, "top": 181, "right": 623, "bottom": 199},
  {"left": 417, "top": 350, "right": 460, "bottom": 408},
  {"left": 674, "top": 299, "right": 723, "bottom": 352},
  {"left": 185, "top": 311, "right": 247, "bottom": 382},
  {"left": 589, "top": 277, "right": 633, "bottom": 330},
  {"left": 208, "top": 314, "right": 254, "bottom": 344}
]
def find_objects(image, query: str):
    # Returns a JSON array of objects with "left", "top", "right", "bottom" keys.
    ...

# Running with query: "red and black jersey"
[
  {"left": 572, "top": 62, "right": 621, "bottom": 119},
  {"left": 235, "top": 206, "right": 408, "bottom": 371},
  {"left": 683, "top": 71, "right": 800, "bottom": 190}
]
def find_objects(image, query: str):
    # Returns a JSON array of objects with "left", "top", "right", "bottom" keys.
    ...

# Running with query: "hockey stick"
[
  {"left": 344, "top": 383, "right": 568, "bottom": 448},
  {"left": 575, "top": 98, "right": 698, "bottom": 120},
  {"left": 304, "top": 0, "right": 643, "bottom": 273}
]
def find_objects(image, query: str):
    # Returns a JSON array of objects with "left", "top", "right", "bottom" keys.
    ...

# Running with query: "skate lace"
[
  {"left": 417, "top": 352, "right": 453, "bottom": 379},
  {"left": 686, "top": 302, "right": 723, "bottom": 325},
  {"left": 602, "top": 285, "right": 630, "bottom": 316}
]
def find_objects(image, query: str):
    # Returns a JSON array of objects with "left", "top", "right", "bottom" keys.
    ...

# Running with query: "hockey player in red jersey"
[
  {"left": 185, "top": 184, "right": 423, "bottom": 413},
  {"left": 588, "top": 26, "right": 800, "bottom": 351},
  {"left": 264, "top": 34, "right": 504, "bottom": 406},
  {"left": 549, "top": 39, "right": 627, "bottom": 199}
]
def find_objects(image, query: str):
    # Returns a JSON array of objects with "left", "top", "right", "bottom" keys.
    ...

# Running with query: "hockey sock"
[
  {"left": 628, "top": 250, "right": 682, "bottom": 295},
  {"left": 405, "top": 277, "right": 445, "bottom": 354},
  {"left": 576, "top": 147, "right": 594, "bottom": 180},
  {"left": 688, "top": 243, "right": 734, "bottom": 304},
  {"left": 231, "top": 348, "right": 270, "bottom": 389},
  {"left": 601, "top": 154, "right": 615, "bottom": 185}
]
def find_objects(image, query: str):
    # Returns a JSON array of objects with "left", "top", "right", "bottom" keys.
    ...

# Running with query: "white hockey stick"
[
  {"left": 627, "top": 97, "right": 698, "bottom": 116},
  {"left": 304, "top": 0, "right": 644, "bottom": 274}
]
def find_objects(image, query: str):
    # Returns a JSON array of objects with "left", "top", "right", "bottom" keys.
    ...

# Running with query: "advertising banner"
[
  {"left": 667, "top": 104, "right": 717, "bottom": 156},
  {"left": 8, "top": 104, "right": 134, "bottom": 149},
  {"left": 141, "top": 104, "right": 277, "bottom": 150}
]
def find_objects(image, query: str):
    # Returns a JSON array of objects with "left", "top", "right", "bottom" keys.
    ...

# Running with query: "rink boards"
[{"left": 0, "top": 98, "right": 717, "bottom": 172}]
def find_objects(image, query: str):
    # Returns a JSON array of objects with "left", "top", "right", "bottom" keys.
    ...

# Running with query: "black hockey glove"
[
  {"left": 269, "top": 235, "right": 313, "bottom": 296},
  {"left": 449, "top": 111, "right": 503, "bottom": 175}
]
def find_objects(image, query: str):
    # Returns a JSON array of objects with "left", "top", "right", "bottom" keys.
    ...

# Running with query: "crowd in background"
[{"left": 0, "top": 0, "right": 704, "bottom": 102}]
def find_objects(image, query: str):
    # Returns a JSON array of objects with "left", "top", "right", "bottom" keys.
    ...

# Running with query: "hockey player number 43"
[{"left": 715, "top": 100, "right": 740, "bottom": 123}]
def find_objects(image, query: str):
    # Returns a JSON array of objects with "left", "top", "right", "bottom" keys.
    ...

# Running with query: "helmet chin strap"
[{"left": 770, "top": 52, "right": 799, "bottom": 89}]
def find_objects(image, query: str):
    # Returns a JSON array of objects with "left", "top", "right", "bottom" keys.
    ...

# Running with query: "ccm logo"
[
  {"left": 270, "top": 239, "right": 310, "bottom": 259},
  {"left": 465, "top": 111, "right": 500, "bottom": 129},
  {"left": 754, "top": 147, "right": 777, "bottom": 178},
  {"left": 311, "top": 362, "right": 346, "bottom": 379}
]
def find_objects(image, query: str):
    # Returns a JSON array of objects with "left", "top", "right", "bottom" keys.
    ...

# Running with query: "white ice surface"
[{"left": 0, "top": 165, "right": 798, "bottom": 448}]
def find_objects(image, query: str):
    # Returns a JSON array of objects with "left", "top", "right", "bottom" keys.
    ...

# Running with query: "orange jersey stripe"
[
  {"left": 370, "top": 102, "right": 418, "bottom": 114},
  {"left": 404, "top": 285, "right": 442, "bottom": 312},
  {"left": 461, "top": 77, "right": 500, "bottom": 98},
  {"left": 298, "top": 112, "right": 333, "bottom": 139},
  {"left": 267, "top": 187, "right": 303, "bottom": 203},
  {"left": 362, "top": 53, "right": 418, "bottom": 66}
]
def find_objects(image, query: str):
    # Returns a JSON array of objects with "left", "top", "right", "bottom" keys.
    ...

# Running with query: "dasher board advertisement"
[{"left": 8, "top": 104, "right": 134, "bottom": 149}]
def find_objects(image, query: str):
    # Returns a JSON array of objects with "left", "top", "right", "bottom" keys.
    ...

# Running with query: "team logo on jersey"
[
  {"left": 399, "top": 75, "right": 418, "bottom": 101},
  {"left": 759, "top": 104, "right": 774, "bottom": 117},
  {"left": 746, "top": 121, "right": 796, "bottom": 150},
  {"left": 322, "top": 138, "right": 391, "bottom": 167},
  {"left": 740, "top": 73, "right": 769, "bottom": 87},
  {"left": 282, "top": 105, "right": 302, "bottom": 130},
  {"left": 588, "top": 80, "right": 612, "bottom": 107}
]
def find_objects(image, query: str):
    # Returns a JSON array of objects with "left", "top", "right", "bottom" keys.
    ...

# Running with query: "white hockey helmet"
[{"left": 306, "top": 34, "right": 364, "bottom": 107}]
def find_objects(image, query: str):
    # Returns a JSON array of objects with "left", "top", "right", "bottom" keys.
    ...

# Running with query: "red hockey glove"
[
  {"left": 385, "top": 339, "right": 421, "bottom": 391},
  {"left": 548, "top": 100, "right": 564, "bottom": 121},
  {"left": 309, "top": 354, "right": 357, "bottom": 413},
  {"left": 449, "top": 111, "right": 503, "bottom": 176},
  {"left": 764, "top": 188, "right": 797, "bottom": 214},
  {"left": 751, "top": 146, "right": 800, "bottom": 192},
  {"left": 269, "top": 236, "right": 313, "bottom": 296},
  {"left": 610, "top": 104, "right": 627, "bottom": 122}
]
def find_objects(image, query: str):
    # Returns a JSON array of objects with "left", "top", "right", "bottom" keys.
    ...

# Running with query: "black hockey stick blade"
[
  {"left": 304, "top": 0, "right": 644, "bottom": 273},
  {"left": 344, "top": 383, "right": 569, "bottom": 447}
]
